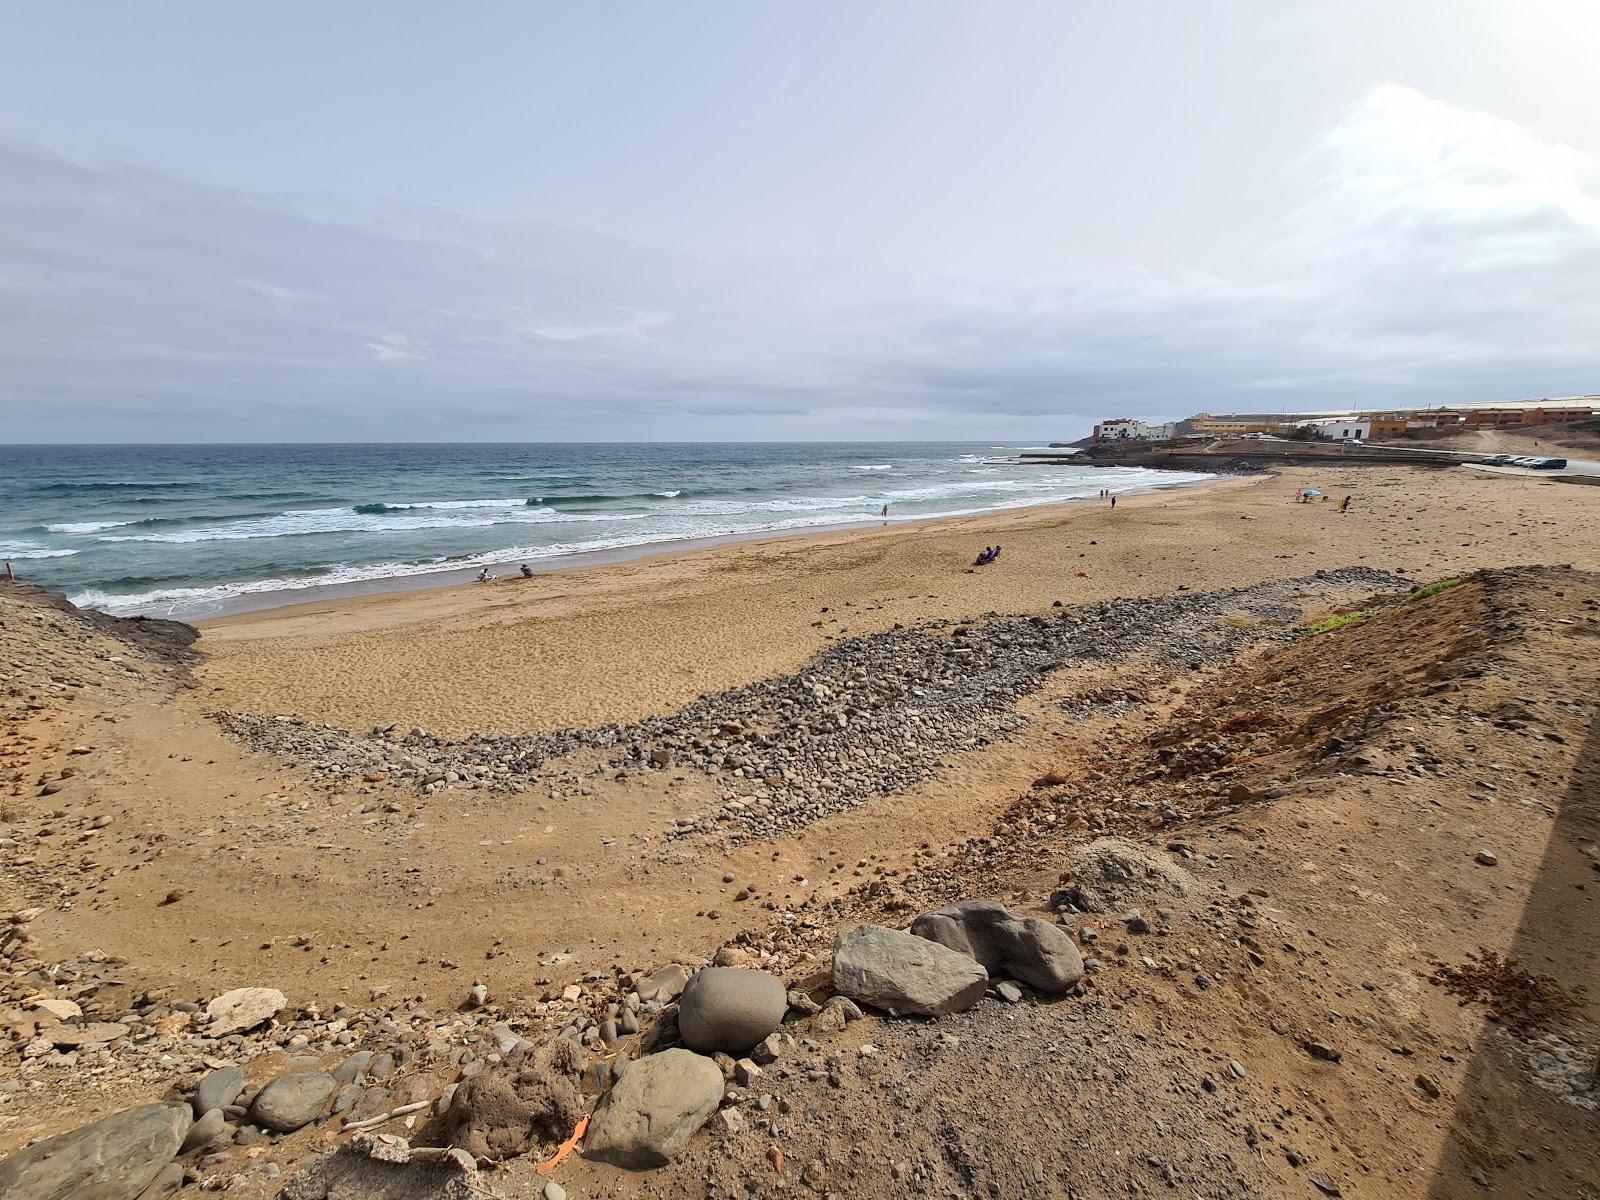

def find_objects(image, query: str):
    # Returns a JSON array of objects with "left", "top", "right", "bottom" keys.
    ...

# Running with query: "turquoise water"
[{"left": 0, "top": 443, "right": 1210, "bottom": 617}]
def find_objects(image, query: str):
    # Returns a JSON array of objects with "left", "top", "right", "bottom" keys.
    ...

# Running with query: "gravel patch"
[{"left": 217, "top": 567, "right": 1402, "bottom": 842}]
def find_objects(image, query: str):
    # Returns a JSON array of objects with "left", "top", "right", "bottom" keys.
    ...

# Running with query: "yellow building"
[
  {"left": 1365, "top": 415, "right": 1408, "bottom": 439},
  {"left": 1189, "top": 412, "right": 1298, "bottom": 436}
]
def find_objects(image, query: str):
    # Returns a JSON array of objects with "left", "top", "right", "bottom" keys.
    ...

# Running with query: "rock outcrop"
[
  {"left": 0, "top": 1101, "right": 191, "bottom": 1200},
  {"left": 1063, "top": 838, "right": 1192, "bottom": 913},
  {"left": 438, "top": 1039, "right": 585, "bottom": 1161}
]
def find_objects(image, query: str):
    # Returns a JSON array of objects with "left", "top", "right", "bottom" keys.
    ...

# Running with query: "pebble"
[{"left": 215, "top": 569, "right": 1401, "bottom": 842}]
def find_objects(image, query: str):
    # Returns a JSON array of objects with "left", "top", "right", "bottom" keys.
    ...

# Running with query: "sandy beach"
[
  {"left": 199, "top": 463, "right": 1598, "bottom": 736},
  {"left": 5, "top": 458, "right": 1598, "bottom": 1199}
]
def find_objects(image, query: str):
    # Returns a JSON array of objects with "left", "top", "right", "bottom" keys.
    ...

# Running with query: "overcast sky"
[{"left": 2, "top": 1, "right": 1597, "bottom": 442}]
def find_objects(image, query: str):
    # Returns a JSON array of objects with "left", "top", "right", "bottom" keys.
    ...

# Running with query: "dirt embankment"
[{"left": 2, "top": 565, "right": 1597, "bottom": 1200}]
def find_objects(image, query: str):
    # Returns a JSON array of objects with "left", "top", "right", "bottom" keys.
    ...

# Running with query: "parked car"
[{"left": 1503, "top": 456, "right": 1566, "bottom": 469}]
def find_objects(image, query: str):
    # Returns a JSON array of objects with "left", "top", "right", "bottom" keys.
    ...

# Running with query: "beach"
[
  {"left": 5, "top": 458, "right": 1599, "bottom": 1199},
  {"left": 199, "top": 462, "right": 1595, "bottom": 736}
]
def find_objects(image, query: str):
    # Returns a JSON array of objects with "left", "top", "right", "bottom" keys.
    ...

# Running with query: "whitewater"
[{"left": 0, "top": 443, "right": 1211, "bottom": 618}]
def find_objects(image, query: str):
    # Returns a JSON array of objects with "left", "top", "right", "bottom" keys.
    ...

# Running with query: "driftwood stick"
[{"left": 342, "top": 1100, "right": 430, "bottom": 1131}]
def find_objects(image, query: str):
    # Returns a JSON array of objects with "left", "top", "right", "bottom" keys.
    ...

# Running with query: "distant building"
[
  {"left": 1189, "top": 412, "right": 1299, "bottom": 436},
  {"left": 1093, "top": 418, "right": 1175, "bottom": 441},
  {"left": 1307, "top": 418, "right": 1371, "bottom": 441},
  {"left": 1464, "top": 405, "right": 1594, "bottom": 426},
  {"left": 1181, "top": 398, "right": 1594, "bottom": 442},
  {"left": 1405, "top": 410, "right": 1463, "bottom": 430}
]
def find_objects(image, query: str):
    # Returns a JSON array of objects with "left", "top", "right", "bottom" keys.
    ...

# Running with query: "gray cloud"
[{"left": 2, "top": 83, "right": 1597, "bottom": 442}]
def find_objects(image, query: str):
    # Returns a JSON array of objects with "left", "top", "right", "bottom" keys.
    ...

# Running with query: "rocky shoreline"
[{"left": 216, "top": 566, "right": 1406, "bottom": 843}]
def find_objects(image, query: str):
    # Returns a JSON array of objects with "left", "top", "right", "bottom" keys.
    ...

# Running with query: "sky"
[{"left": 2, "top": 0, "right": 1598, "bottom": 442}]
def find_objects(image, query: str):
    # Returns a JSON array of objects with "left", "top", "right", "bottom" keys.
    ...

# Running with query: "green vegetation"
[
  {"left": 1302, "top": 575, "right": 1468, "bottom": 636},
  {"left": 1303, "top": 608, "right": 1379, "bottom": 636},
  {"left": 1404, "top": 575, "right": 1466, "bottom": 603}
]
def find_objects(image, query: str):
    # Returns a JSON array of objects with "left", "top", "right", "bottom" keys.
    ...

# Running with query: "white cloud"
[{"left": 1, "top": 83, "right": 1596, "bottom": 440}]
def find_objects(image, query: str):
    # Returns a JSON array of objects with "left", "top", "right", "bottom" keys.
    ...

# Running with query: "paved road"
[{"left": 1464, "top": 458, "right": 1600, "bottom": 478}]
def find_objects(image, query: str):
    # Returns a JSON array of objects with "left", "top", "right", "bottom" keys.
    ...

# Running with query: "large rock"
[
  {"left": 250, "top": 1071, "right": 338, "bottom": 1132},
  {"left": 193, "top": 1065, "right": 245, "bottom": 1117},
  {"left": 832, "top": 924, "right": 988, "bottom": 1017},
  {"left": 30, "top": 998, "right": 82, "bottom": 1021},
  {"left": 44, "top": 1023, "right": 128, "bottom": 1047},
  {"left": 0, "top": 1101, "right": 191, "bottom": 1200},
  {"left": 911, "top": 900, "right": 1084, "bottom": 994},
  {"left": 439, "top": 1040, "right": 585, "bottom": 1161},
  {"left": 635, "top": 964, "right": 691, "bottom": 1004},
  {"left": 180, "top": 1108, "right": 226, "bottom": 1154},
  {"left": 676, "top": 968, "right": 787, "bottom": 1055},
  {"left": 205, "top": 987, "right": 287, "bottom": 1036},
  {"left": 132, "top": 1163, "right": 184, "bottom": 1200},
  {"left": 583, "top": 1049, "right": 724, "bottom": 1168},
  {"left": 1064, "top": 837, "right": 1191, "bottom": 913}
]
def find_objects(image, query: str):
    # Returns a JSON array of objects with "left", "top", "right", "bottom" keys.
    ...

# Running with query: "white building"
[
  {"left": 1094, "top": 418, "right": 1175, "bottom": 441},
  {"left": 1308, "top": 418, "right": 1371, "bottom": 441}
]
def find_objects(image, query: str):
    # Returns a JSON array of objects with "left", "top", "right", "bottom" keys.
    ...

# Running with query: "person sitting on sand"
[
  {"left": 974, "top": 546, "right": 993, "bottom": 566},
  {"left": 477, "top": 567, "right": 493, "bottom": 583},
  {"left": 991, "top": 544, "right": 1002, "bottom": 561},
  {"left": 1339, "top": 495, "right": 1351, "bottom": 513},
  {"left": 520, "top": 563, "right": 533, "bottom": 578}
]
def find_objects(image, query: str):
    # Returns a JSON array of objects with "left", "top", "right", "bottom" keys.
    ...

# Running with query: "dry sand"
[
  {"left": 197, "top": 464, "right": 1598, "bottom": 737},
  {"left": 4, "top": 461, "right": 1598, "bottom": 1199}
]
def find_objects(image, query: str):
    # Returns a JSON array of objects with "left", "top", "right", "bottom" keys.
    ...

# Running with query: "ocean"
[{"left": 0, "top": 443, "right": 1210, "bottom": 618}]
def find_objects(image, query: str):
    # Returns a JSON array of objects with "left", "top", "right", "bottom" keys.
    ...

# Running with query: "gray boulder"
[
  {"left": 635, "top": 963, "right": 691, "bottom": 1004},
  {"left": 250, "top": 1071, "right": 338, "bottom": 1132},
  {"left": 676, "top": 968, "right": 787, "bottom": 1055},
  {"left": 180, "top": 1108, "right": 226, "bottom": 1154},
  {"left": 583, "top": 1048, "right": 724, "bottom": 1168},
  {"left": 832, "top": 924, "right": 988, "bottom": 1017},
  {"left": 0, "top": 1101, "right": 191, "bottom": 1200},
  {"left": 193, "top": 1065, "right": 245, "bottom": 1118},
  {"left": 911, "top": 900, "right": 1084, "bottom": 994},
  {"left": 133, "top": 1163, "right": 184, "bottom": 1199}
]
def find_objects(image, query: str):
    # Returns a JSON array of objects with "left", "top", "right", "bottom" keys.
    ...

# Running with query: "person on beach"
[
  {"left": 1110, "top": 494, "right": 1117, "bottom": 509},
  {"left": 477, "top": 567, "right": 495, "bottom": 583},
  {"left": 520, "top": 563, "right": 533, "bottom": 578},
  {"left": 881, "top": 504, "right": 889, "bottom": 520},
  {"left": 1339, "top": 495, "right": 1351, "bottom": 514},
  {"left": 974, "top": 546, "right": 993, "bottom": 565},
  {"left": 992, "top": 544, "right": 1002, "bottom": 561}
]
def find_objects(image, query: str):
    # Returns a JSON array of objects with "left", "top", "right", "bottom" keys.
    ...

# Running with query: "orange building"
[
  {"left": 1463, "top": 406, "right": 1592, "bottom": 426},
  {"left": 1364, "top": 415, "right": 1408, "bottom": 439}
]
